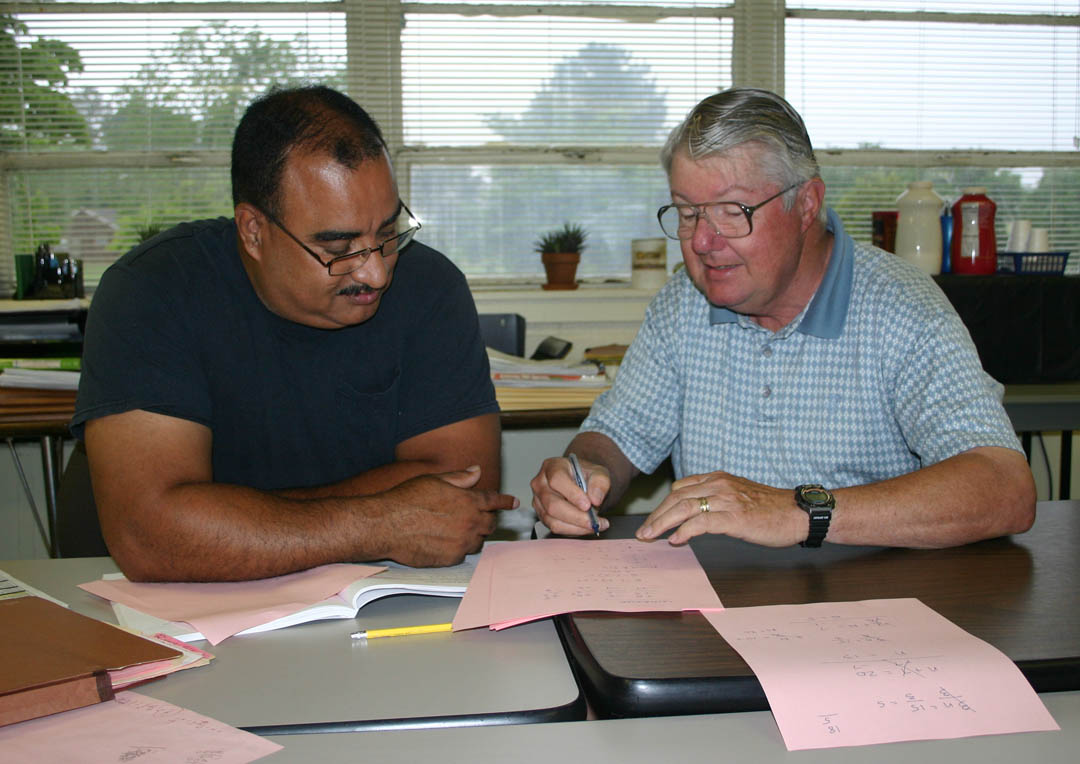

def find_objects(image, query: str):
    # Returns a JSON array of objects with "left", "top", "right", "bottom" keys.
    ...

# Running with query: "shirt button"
[
  {"left": 763, "top": 385, "right": 772, "bottom": 398},
  {"left": 762, "top": 346, "right": 773, "bottom": 357}
]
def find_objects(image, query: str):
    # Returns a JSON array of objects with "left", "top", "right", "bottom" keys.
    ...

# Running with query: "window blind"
[
  {"left": 400, "top": 5, "right": 731, "bottom": 280},
  {"left": 786, "top": 1, "right": 1080, "bottom": 261},
  {"left": 0, "top": 4, "right": 344, "bottom": 290},
  {"left": 0, "top": 1, "right": 1077, "bottom": 293}
]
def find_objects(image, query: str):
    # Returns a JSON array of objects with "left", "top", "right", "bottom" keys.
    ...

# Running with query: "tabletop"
[
  {"left": 0, "top": 557, "right": 585, "bottom": 733},
  {"left": 557, "top": 500, "right": 1080, "bottom": 719},
  {"left": 259, "top": 690, "right": 1080, "bottom": 763}
]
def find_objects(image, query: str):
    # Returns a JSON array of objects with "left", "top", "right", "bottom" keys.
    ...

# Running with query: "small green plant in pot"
[{"left": 534, "top": 222, "right": 587, "bottom": 291}]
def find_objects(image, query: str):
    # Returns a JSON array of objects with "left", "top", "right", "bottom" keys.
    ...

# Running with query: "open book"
[{"left": 106, "top": 558, "right": 477, "bottom": 644}]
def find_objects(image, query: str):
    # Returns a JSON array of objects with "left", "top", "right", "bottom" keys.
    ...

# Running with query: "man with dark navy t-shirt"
[{"left": 72, "top": 86, "right": 516, "bottom": 582}]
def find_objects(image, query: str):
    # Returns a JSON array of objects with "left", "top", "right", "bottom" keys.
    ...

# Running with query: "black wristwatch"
[{"left": 795, "top": 484, "right": 834, "bottom": 548}]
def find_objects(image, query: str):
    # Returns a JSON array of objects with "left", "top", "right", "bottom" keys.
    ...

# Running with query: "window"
[{"left": 1, "top": 1, "right": 1077, "bottom": 293}]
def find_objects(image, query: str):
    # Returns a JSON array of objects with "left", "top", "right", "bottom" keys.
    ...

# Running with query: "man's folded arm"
[
  {"left": 279, "top": 412, "right": 502, "bottom": 499},
  {"left": 85, "top": 409, "right": 508, "bottom": 582}
]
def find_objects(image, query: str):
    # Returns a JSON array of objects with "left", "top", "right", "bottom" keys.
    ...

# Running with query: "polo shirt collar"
[{"left": 708, "top": 206, "right": 852, "bottom": 339}]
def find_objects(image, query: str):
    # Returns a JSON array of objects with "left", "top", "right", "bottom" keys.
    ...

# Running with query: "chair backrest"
[
  {"left": 477, "top": 313, "right": 526, "bottom": 357},
  {"left": 56, "top": 439, "right": 109, "bottom": 558}
]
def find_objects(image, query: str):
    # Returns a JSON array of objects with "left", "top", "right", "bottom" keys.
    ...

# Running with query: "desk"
[
  {"left": 1003, "top": 383, "right": 1080, "bottom": 499},
  {"left": 0, "top": 557, "right": 585, "bottom": 733},
  {"left": 933, "top": 274, "right": 1080, "bottom": 384},
  {"left": 261, "top": 691, "right": 1080, "bottom": 763},
  {"left": 558, "top": 500, "right": 1080, "bottom": 719},
  {"left": 0, "top": 387, "right": 76, "bottom": 557}
]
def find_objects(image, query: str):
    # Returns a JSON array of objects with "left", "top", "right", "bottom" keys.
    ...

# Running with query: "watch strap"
[
  {"left": 795, "top": 484, "right": 833, "bottom": 548},
  {"left": 801, "top": 507, "right": 831, "bottom": 548}
]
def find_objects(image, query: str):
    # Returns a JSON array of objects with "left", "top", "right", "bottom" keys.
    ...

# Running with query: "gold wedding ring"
[{"left": 698, "top": 496, "right": 710, "bottom": 513}]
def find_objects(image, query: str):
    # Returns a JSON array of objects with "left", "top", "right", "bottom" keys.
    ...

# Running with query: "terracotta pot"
[{"left": 541, "top": 251, "right": 580, "bottom": 290}]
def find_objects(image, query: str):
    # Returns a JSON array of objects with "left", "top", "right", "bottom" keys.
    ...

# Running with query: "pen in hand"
[{"left": 568, "top": 453, "right": 600, "bottom": 536}]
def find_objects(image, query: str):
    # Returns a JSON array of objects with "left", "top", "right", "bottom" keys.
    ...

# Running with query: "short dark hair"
[{"left": 231, "top": 85, "right": 388, "bottom": 217}]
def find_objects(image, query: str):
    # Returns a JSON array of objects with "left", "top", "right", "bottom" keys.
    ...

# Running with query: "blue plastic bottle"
[{"left": 940, "top": 207, "right": 953, "bottom": 274}]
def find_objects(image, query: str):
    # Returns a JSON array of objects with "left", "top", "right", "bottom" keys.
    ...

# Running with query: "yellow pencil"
[{"left": 350, "top": 622, "right": 453, "bottom": 640}]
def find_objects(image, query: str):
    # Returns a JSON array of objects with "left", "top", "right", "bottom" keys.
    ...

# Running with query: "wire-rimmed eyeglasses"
[
  {"left": 262, "top": 202, "right": 421, "bottom": 276},
  {"left": 657, "top": 182, "right": 803, "bottom": 241}
]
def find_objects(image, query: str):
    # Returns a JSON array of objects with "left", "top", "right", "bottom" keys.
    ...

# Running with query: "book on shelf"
[
  {"left": 0, "top": 357, "right": 81, "bottom": 371},
  {"left": 0, "top": 367, "right": 80, "bottom": 390},
  {"left": 1, "top": 596, "right": 182, "bottom": 727},
  {"left": 495, "top": 385, "right": 608, "bottom": 411},
  {"left": 583, "top": 344, "right": 628, "bottom": 365},
  {"left": 488, "top": 347, "right": 607, "bottom": 388},
  {"left": 90, "top": 558, "right": 479, "bottom": 644}
]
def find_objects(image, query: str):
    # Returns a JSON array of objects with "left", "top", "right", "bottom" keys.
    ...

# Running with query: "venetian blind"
[
  {"left": 0, "top": 2, "right": 345, "bottom": 291},
  {"left": 1, "top": 2, "right": 1077, "bottom": 293},
  {"left": 785, "top": 1, "right": 1080, "bottom": 265}
]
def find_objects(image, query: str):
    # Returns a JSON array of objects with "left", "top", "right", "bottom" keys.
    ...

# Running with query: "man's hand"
[
  {"left": 378, "top": 466, "right": 518, "bottom": 566},
  {"left": 635, "top": 470, "right": 806, "bottom": 547},
  {"left": 530, "top": 456, "right": 611, "bottom": 536}
]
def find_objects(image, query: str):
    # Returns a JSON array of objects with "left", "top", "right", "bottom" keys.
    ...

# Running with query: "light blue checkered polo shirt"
[{"left": 582, "top": 208, "right": 1022, "bottom": 488}]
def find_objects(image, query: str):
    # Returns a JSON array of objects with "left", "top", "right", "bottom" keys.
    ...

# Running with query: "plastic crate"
[{"left": 996, "top": 251, "right": 1070, "bottom": 275}]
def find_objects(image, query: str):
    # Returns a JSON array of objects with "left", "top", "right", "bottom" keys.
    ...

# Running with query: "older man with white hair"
[{"left": 532, "top": 87, "right": 1034, "bottom": 550}]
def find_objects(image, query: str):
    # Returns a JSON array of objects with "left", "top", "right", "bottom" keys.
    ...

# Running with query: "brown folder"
[{"left": 0, "top": 596, "right": 181, "bottom": 727}]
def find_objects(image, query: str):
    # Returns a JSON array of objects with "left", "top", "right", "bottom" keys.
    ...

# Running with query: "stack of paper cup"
[
  {"left": 1029, "top": 228, "right": 1050, "bottom": 253},
  {"left": 1007, "top": 219, "right": 1032, "bottom": 251}
]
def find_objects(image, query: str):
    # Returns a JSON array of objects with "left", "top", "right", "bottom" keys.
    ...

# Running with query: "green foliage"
[
  {"left": 485, "top": 42, "right": 667, "bottom": 145},
  {"left": 134, "top": 223, "right": 167, "bottom": 243},
  {"left": 0, "top": 15, "right": 89, "bottom": 149},
  {"left": 104, "top": 21, "right": 328, "bottom": 152},
  {"left": 534, "top": 222, "right": 588, "bottom": 255}
]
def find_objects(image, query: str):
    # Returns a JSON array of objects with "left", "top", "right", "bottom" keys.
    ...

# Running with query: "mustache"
[{"left": 337, "top": 283, "right": 381, "bottom": 297}]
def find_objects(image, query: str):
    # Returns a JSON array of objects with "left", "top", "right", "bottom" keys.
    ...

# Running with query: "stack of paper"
[
  {"left": 452, "top": 538, "right": 723, "bottom": 631},
  {"left": 107, "top": 634, "right": 213, "bottom": 689},
  {"left": 488, "top": 348, "right": 610, "bottom": 411}
]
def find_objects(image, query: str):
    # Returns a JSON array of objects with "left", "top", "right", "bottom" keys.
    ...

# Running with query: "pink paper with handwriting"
[
  {"left": 453, "top": 538, "right": 723, "bottom": 631},
  {"left": 704, "top": 598, "right": 1059, "bottom": 750},
  {"left": 79, "top": 563, "right": 382, "bottom": 644},
  {"left": 0, "top": 692, "right": 281, "bottom": 764}
]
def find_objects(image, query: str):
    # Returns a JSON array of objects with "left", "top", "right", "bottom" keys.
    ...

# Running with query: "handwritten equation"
[
  {"left": 703, "top": 599, "right": 1058, "bottom": 750},
  {"left": 485, "top": 538, "right": 722, "bottom": 621},
  {"left": 0, "top": 692, "right": 281, "bottom": 763}
]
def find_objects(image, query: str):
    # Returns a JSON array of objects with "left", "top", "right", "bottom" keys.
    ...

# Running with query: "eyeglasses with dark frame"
[
  {"left": 656, "top": 182, "right": 803, "bottom": 241},
  {"left": 261, "top": 202, "right": 421, "bottom": 276}
]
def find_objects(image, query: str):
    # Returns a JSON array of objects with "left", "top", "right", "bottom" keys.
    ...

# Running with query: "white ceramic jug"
[{"left": 894, "top": 180, "right": 945, "bottom": 275}]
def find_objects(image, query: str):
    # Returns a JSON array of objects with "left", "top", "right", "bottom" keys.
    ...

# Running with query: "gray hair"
[{"left": 661, "top": 88, "right": 821, "bottom": 212}]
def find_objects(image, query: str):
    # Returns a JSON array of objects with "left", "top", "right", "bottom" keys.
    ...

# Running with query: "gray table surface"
[
  {"left": 259, "top": 690, "right": 1080, "bottom": 763},
  {"left": 1, "top": 557, "right": 584, "bottom": 733}
]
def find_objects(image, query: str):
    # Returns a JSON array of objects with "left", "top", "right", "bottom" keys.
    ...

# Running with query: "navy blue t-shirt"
[{"left": 72, "top": 217, "right": 497, "bottom": 491}]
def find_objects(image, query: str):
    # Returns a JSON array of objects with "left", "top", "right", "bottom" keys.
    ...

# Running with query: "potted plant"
[{"left": 534, "top": 222, "right": 587, "bottom": 290}]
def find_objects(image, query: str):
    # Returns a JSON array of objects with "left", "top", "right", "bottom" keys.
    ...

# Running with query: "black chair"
[
  {"left": 55, "top": 439, "right": 109, "bottom": 557},
  {"left": 478, "top": 313, "right": 526, "bottom": 357}
]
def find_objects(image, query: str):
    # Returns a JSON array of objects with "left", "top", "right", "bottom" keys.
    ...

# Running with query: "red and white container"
[{"left": 950, "top": 187, "right": 997, "bottom": 275}]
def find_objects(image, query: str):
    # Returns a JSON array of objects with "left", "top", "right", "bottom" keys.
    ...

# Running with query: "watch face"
[{"left": 801, "top": 487, "right": 831, "bottom": 505}]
